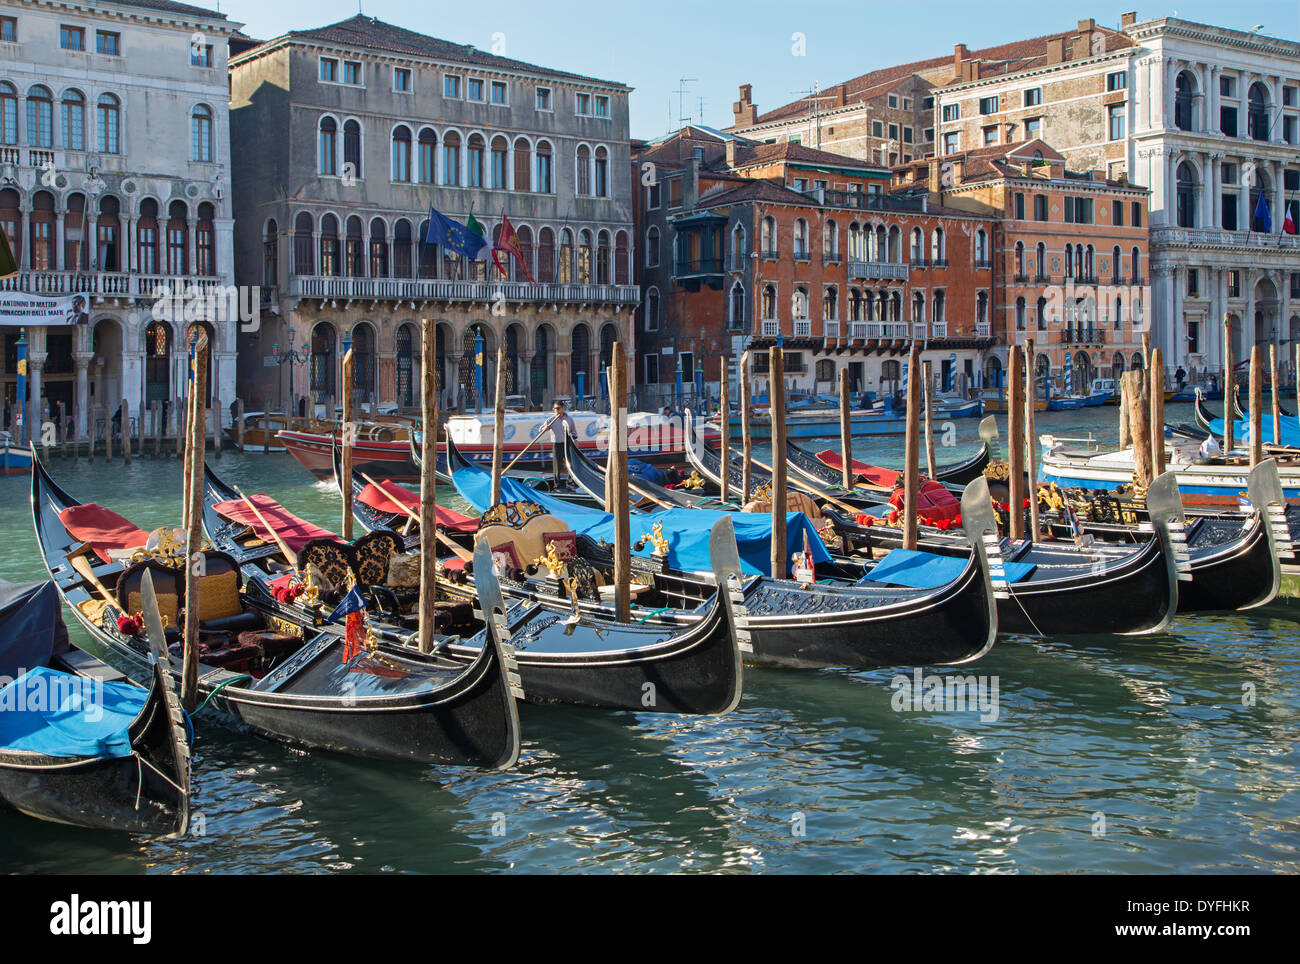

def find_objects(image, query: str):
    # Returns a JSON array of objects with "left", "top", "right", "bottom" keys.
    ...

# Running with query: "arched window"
[
  {"left": 191, "top": 104, "right": 213, "bottom": 162},
  {"left": 369, "top": 218, "right": 388, "bottom": 277},
  {"left": 137, "top": 198, "right": 159, "bottom": 274},
  {"left": 816, "top": 359, "right": 835, "bottom": 383},
  {"left": 343, "top": 119, "right": 362, "bottom": 178},
  {"left": 933, "top": 290, "right": 945, "bottom": 323},
  {"left": 537, "top": 227, "right": 555, "bottom": 282},
  {"left": 793, "top": 218, "right": 809, "bottom": 259},
  {"left": 727, "top": 282, "right": 745, "bottom": 330},
  {"left": 732, "top": 223, "right": 747, "bottom": 269},
  {"left": 535, "top": 140, "right": 553, "bottom": 192},
  {"left": 196, "top": 202, "right": 215, "bottom": 275},
  {"left": 417, "top": 128, "right": 436, "bottom": 183},
  {"left": 318, "top": 117, "right": 337, "bottom": 175},
  {"left": 1174, "top": 71, "right": 1195, "bottom": 132},
  {"left": 910, "top": 227, "right": 924, "bottom": 261},
  {"left": 823, "top": 218, "right": 838, "bottom": 260},
  {"left": 792, "top": 286, "right": 809, "bottom": 319},
  {"left": 847, "top": 222, "right": 861, "bottom": 260},
  {"left": 513, "top": 137, "right": 531, "bottom": 191},
  {"left": 1015, "top": 241, "right": 1025, "bottom": 277},
  {"left": 394, "top": 218, "right": 413, "bottom": 277},
  {"left": 823, "top": 286, "right": 837, "bottom": 320},
  {"left": 1015, "top": 296, "right": 1026, "bottom": 330},
  {"left": 320, "top": 214, "right": 340, "bottom": 276},
  {"left": 594, "top": 146, "right": 608, "bottom": 198},
  {"left": 577, "top": 229, "right": 592, "bottom": 284},
  {"left": 1176, "top": 161, "right": 1197, "bottom": 228},
  {"left": 645, "top": 225, "right": 659, "bottom": 267},
  {"left": 467, "top": 133, "right": 485, "bottom": 188},
  {"left": 491, "top": 135, "right": 508, "bottom": 189},
  {"left": 294, "top": 211, "right": 314, "bottom": 275},
  {"left": 595, "top": 230, "right": 610, "bottom": 285},
  {"left": 761, "top": 216, "right": 776, "bottom": 255},
  {"left": 1085, "top": 244, "right": 1095, "bottom": 280},
  {"left": 1112, "top": 245, "right": 1122, "bottom": 282},
  {"left": 849, "top": 288, "right": 863, "bottom": 322},
  {"left": 0, "top": 83, "right": 17, "bottom": 145},
  {"left": 30, "top": 191, "right": 55, "bottom": 269},
  {"left": 613, "top": 230, "right": 628, "bottom": 285},
  {"left": 311, "top": 323, "right": 336, "bottom": 401},
  {"left": 976, "top": 229, "right": 988, "bottom": 263},
  {"left": 1035, "top": 242, "right": 1046, "bottom": 280},
  {"left": 417, "top": 221, "right": 437, "bottom": 278},
  {"left": 1247, "top": 82, "right": 1270, "bottom": 141},
  {"left": 930, "top": 226, "right": 945, "bottom": 263},
  {"left": 890, "top": 290, "right": 902, "bottom": 320},
  {"left": 345, "top": 215, "right": 364, "bottom": 276},
  {"left": 395, "top": 324, "right": 416, "bottom": 408},
  {"left": 875, "top": 224, "right": 887, "bottom": 262},
  {"left": 1036, "top": 295, "right": 1047, "bottom": 330},
  {"left": 96, "top": 194, "right": 120, "bottom": 270},
  {"left": 166, "top": 200, "right": 188, "bottom": 275},
  {"left": 26, "top": 85, "right": 52, "bottom": 147},
  {"left": 644, "top": 287, "right": 660, "bottom": 331},
  {"left": 349, "top": 323, "right": 375, "bottom": 399},
  {"left": 976, "top": 291, "right": 988, "bottom": 327},
  {"left": 1131, "top": 246, "right": 1141, "bottom": 283},
  {"left": 96, "top": 93, "right": 120, "bottom": 153},
  {"left": 60, "top": 89, "right": 84, "bottom": 150},
  {"left": 912, "top": 291, "right": 925, "bottom": 323},
  {"left": 888, "top": 225, "right": 901, "bottom": 263},
  {"left": 144, "top": 321, "right": 171, "bottom": 403},
  {"left": 442, "top": 130, "right": 461, "bottom": 186},
  {"left": 558, "top": 228, "right": 574, "bottom": 283},
  {"left": 1065, "top": 244, "right": 1074, "bottom": 279},
  {"left": 62, "top": 193, "right": 85, "bottom": 269},
  {"left": 761, "top": 284, "right": 776, "bottom": 319},
  {"left": 391, "top": 125, "right": 412, "bottom": 182},
  {"left": 576, "top": 144, "right": 591, "bottom": 196}
]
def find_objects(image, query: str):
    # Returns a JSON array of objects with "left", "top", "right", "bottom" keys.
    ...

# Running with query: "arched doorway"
[
  {"left": 1111, "top": 352, "right": 1125, "bottom": 380},
  {"left": 90, "top": 319, "right": 123, "bottom": 418},
  {"left": 598, "top": 322, "right": 618, "bottom": 398},
  {"left": 531, "top": 324, "right": 553, "bottom": 405},
  {"left": 570, "top": 323, "right": 591, "bottom": 399},
  {"left": 1072, "top": 350, "right": 1092, "bottom": 394},
  {"left": 504, "top": 323, "right": 523, "bottom": 397},
  {"left": 144, "top": 320, "right": 171, "bottom": 404},
  {"left": 982, "top": 355, "right": 1003, "bottom": 390},
  {"left": 349, "top": 322, "right": 375, "bottom": 405},
  {"left": 1253, "top": 277, "right": 1279, "bottom": 346},
  {"left": 395, "top": 323, "right": 416, "bottom": 409},
  {"left": 310, "top": 322, "right": 336, "bottom": 405},
  {"left": 458, "top": 323, "right": 494, "bottom": 411}
]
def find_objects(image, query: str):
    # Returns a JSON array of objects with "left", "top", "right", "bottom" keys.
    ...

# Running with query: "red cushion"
[
  {"left": 212, "top": 494, "right": 338, "bottom": 553},
  {"left": 59, "top": 504, "right": 148, "bottom": 563},
  {"left": 541, "top": 530, "right": 577, "bottom": 562},
  {"left": 357, "top": 480, "right": 477, "bottom": 533},
  {"left": 817, "top": 450, "right": 899, "bottom": 488}
]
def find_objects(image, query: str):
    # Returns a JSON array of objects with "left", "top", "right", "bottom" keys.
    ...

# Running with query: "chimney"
[
  {"left": 1046, "top": 37, "right": 1065, "bottom": 64},
  {"left": 928, "top": 156, "right": 941, "bottom": 194},
  {"left": 732, "top": 84, "right": 757, "bottom": 128},
  {"left": 1075, "top": 19, "right": 1097, "bottom": 59},
  {"left": 954, "top": 43, "right": 976, "bottom": 82},
  {"left": 684, "top": 157, "right": 699, "bottom": 212},
  {"left": 725, "top": 139, "right": 737, "bottom": 168},
  {"left": 837, "top": 86, "right": 847, "bottom": 107},
  {"left": 1121, "top": 11, "right": 1136, "bottom": 28}
]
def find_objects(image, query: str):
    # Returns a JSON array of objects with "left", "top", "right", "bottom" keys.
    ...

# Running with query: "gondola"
[
  {"left": 442, "top": 435, "right": 1000, "bottom": 669},
  {"left": 799, "top": 417, "right": 997, "bottom": 491},
  {"left": 0, "top": 578, "right": 191, "bottom": 834},
  {"left": 32, "top": 455, "right": 522, "bottom": 769},
  {"left": 406, "top": 432, "right": 602, "bottom": 507},
  {"left": 562, "top": 433, "right": 718, "bottom": 510},
  {"left": 223, "top": 457, "right": 746, "bottom": 715},
  {"left": 1195, "top": 388, "right": 1300, "bottom": 447}
]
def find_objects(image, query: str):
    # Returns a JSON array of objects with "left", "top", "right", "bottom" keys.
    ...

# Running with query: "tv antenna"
[
  {"left": 790, "top": 81, "right": 837, "bottom": 149},
  {"left": 675, "top": 77, "right": 698, "bottom": 127}
]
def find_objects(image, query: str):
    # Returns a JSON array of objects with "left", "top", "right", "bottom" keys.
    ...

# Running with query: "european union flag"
[
  {"left": 1253, "top": 191, "right": 1272, "bottom": 233},
  {"left": 423, "top": 205, "right": 488, "bottom": 259}
]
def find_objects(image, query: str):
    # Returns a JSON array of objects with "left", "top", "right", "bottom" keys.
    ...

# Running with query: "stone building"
[
  {"left": 634, "top": 127, "right": 995, "bottom": 406},
  {"left": 896, "top": 140, "right": 1151, "bottom": 394},
  {"left": 229, "top": 15, "right": 638, "bottom": 415},
  {"left": 0, "top": 0, "right": 240, "bottom": 435}
]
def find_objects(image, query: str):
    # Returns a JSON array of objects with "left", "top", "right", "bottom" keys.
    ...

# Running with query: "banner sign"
[{"left": 0, "top": 292, "right": 87, "bottom": 327}]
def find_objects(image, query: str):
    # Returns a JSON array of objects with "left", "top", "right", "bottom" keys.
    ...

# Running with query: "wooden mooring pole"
[
  {"left": 341, "top": 348, "right": 356, "bottom": 542},
  {"left": 418, "top": 319, "right": 439, "bottom": 655},
  {"left": 740, "top": 351, "right": 753, "bottom": 505},
  {"left": 903, "top": 342, "right": 921, "bottom": 550},
  {"left": 1223, "top": 315, "right": 1234, "bottom": 453},
  {"left": 839, "top": 367, "right": 853, "bottom": 489},
  {"left": 1007, "top": 345, "right": 1025, "bottom": 540},
  {"left": 610, "top": 342, "right": 631, "bottom": 621},
  {"left": 1149, "top": 348, "right": 1165, "bottom": 473},
  {"left": 1249, "top": 345, "right": 1263, "bottom": 467},
  {"left": 181, "top": 331, "right": 208, "bottom": 712},
  {"left": 490, "top": 346, "right": 506, "bottom": 508},
  {"left": 1025, "top": 338, "right": 1038, "bottom": 540},
  {"left": 769, "top": 346, "right": 787, "bottom": 575},
  {"left": 719, "top": 358, "right": 730, "bottom": 505}
]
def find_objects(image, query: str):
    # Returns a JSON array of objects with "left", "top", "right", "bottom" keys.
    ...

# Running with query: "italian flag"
[{"left": 1284, "top": 197, "right": 1297, "bottom": 235}]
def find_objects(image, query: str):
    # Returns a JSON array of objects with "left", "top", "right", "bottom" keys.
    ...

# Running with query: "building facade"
[
  {"left": 634, "top": 128, "right": 995, "bottom": 406},
  {"left": 0, "top": 0, "right": 239, "bottom": 435},
  {"left": 229, "top": 15, "right": 638, "bottom": 416},
  {"left": 897, "top": 141, "right": 1151, "bottom": 394}
]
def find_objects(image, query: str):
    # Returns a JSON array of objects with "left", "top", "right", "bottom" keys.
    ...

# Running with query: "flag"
[
  {"left": 423, "top": 205, "right": 488, "bottom": 259},
  {"left": 0, "top": 225, "right": 16, "bottom": 279},
  {"left": 1253, "top": 191, "right": 1272, "bottom": 233},
  {"left": 490, "top": 213, "right": 536, "bottom": 283},
  {"left": 1062, "top": 499, "right": 1085, "bottom": 540},
  {"left": 1284, "top": 198, "right": 1297, "bottom": 235},
  {"left": 466, "top": 211, "right": 486, "bottom": 245},
  {"left": 326, "top": 586, "right": 368, "bottom": 663}
]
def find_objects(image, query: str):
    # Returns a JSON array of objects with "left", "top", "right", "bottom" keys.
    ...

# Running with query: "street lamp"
[{"left": 272, "top": 327, "right": 310, "bottom": 415}]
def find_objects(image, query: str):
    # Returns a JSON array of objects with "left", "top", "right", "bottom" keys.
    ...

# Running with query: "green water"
[{"left": 1, "top": 405, "right": 1297, "bottom": 874}]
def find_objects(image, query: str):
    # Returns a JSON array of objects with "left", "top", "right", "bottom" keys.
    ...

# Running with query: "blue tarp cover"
[
  {"left": 1207, "top": 416, "right": 1300, "bottom": 448},
  {"left": 0, "top": 667, "right": 147, "bottom": 759},
  {"left": 864, "top": 549, "right": 1033, "bottom": 589},
  {"left": 453, "top": 465, "right": 831, "bottom": 576}
]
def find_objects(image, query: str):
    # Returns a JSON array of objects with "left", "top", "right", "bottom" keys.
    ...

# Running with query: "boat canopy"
[{"left": 0, "top": 667, "right": 149, "bottom": 759}]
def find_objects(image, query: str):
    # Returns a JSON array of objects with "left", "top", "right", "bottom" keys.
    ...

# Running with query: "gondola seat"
[
  {"left": 474, "top": 512, "right": 571, "bottom": 569},
  {"left": 298, "top": 539, "right": 353, "bottom": 595},
  {"left": 353, "top": 529, "right": 402, "bottom": 587},
  {"left": 115, "top": 559, "right": 182, "bottom": 629},
  {"left": 193, "top": 551, "right": 245, "bottom": 624}
]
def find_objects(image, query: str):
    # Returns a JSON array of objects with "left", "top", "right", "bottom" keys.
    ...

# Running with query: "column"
[
  {"left": 1170, "top": 265, "right": 1184, "bottom": 367},
  {"left": 1277, "top": 267, "right": 1290, "bottom": 350},
  {"left": 18, "top": 200, "right": 30, "bottom": 271},
  {"left": 1201, "top": 152, "right": 1214, "bottom": 229},
  {"left": 73, "top": 352, "right": 91, "bottom": 437},
  {"left": 1209, "top": 65, "right": 1220, "bottom": 134},
  {"left": 27, "top": 353, "right": 45, "bottom": 430},
  {"left": 1239, "top": 73, "right": 1253, "bottom": 137},
  {"left": 1272, "top": 159, "right": 1284, "bottom": 230},
  {"left": 1164, "top": 58, "right": 1176, "bottom": 129},
  {"left": 1274, "top": 76, "right": 1286, "bottom": 143}
]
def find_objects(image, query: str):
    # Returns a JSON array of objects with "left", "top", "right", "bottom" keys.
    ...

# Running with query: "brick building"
[
  {"left": 895, "top": 140, "right": 1151, "bottom": 395},
  {"left": 633, "top": 127, "right": 995, "bottom": 406}
]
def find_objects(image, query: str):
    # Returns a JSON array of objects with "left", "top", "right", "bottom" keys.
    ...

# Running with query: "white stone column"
[
  {"left": 1209, "top": 65, "right": 1220, "bottom": 133},
  {"left": 73, "top": 352, "right": 91, "bottom": 437},
  {"left": 1170, "top": 265, "right": 1184, "bottom": 367}
]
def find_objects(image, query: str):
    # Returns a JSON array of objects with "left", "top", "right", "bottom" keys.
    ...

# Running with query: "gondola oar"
[
  {"left": 68, "top": 548, "right": 121, "bottom": 609},
  {"left": 500, "top": 412, "right": 561, "bottom": 474},
  {"left": 232, "top": 484, "right": 299, "bottom": 566},
  {"left": 744, "top": 451, "right": 860, "bottom": 514},
  {"left": 358, "top": 470, "right": 472, "bottom": 562}
]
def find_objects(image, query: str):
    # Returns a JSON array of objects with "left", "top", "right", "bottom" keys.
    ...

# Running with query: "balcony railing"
[
  {"left": 910, "top": 256, "right": 929, "bottom": 268},
  {"left": 849, "top": 322, "right": 869, "bottom": 340},
  {"left": 793, "top": 248, "right": 811, "bottom": 263},
  {"left": 931, "top": 258, "right": 949, "bottom": 268},
  {"left": 974, "top": 322, "right": 991, "bottom": 338},
  {"left": 1151, "top": 227, "right": 1300, "bottom": 252},
  {"left": 0, "top": 269, "right": 221, "bottom": 298},
  {"left": 824, "top": 320, "right": 840, "bottom": 340},
  {"left": 1013, "top": 273, "right": 1029, "bottom": 283},
  {"left": 868, "top": 322, "right": 910, "bottom": 339},
  {"left": 847, "top": 261, "right": 908, "bottom": 281},
  {"left": 931, "top": 323, "right": 948, "bottom": 339},
  {"left": 289, "top": 275, "right": 640, "bottom": 305},
  {"left": 760, "top": 248, "right": 779, "bottom": 260},
  {"left": 675, "top": 258, "right": 724, "bottom": 276},
  {"left": 976, "top": 259, "right": 993, "bottom": 270},
  {"left": 820, "top": 190, "right": 926, "bottom": 213},
  {"left": 912, "top": 323, "right": 926, "bottom": 340},
  {"left": 761, "top": 318, "right": 780, "bottom": 336},
  {"left": 793, "top": 318, "right": 811, "bottom": 336}
]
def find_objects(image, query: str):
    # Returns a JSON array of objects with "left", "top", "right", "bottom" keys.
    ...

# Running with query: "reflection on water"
[{"left": 0, "top": 405, "right": 1296, "bottom": 874}]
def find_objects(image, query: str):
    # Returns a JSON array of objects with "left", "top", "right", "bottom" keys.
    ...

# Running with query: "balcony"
[
  {"left": 674, "top": 257, "right": 724, "bottom": 291},
  {"left": 793, "top": 318, "right": 811, "bottom": 337},
  {"left": 974, "top": 322, "right": 992, "bottom": 338},
  {"left": 288, "top": 276, "right": 640, "bottom": 306},
  {"left": 849, "top": 322, "right": 869, "bottom": 340},
  {"left": 912, "top": 323, "right": 926, "bottom": 340},
  {"left": 0, "top": 269, "right": 220, "bottom": 300},
  {"left": 868, "top": 322, "right": 910, "bottom": 339},
  {"left": 931, "top": 258, "right": 949, "bottom": 268},
  {"left": 793, "top": 248, "right": 812, "bottom": 263},
  {"left": 931, "top": 323, "right": 948, "bottom": 339},
  {"left": 824, "top": 320, "right": 840, "bottom": 340},
  {"left": 1013, "top": 273, "right": 1029, "bottom": 283},
  {"left": 910, "top": 256, "right": 929, "bottom": 269},
  {"left": 760, "top": 248, "right": 779, "bottom": 260},
  {"left": 761, "top": 319, "right": 780, "bottom": 336},
  {"left": 847, "top": 261, "right": 908, "bottom": 282},
  {"left": 1150, "top": 227, "right": 1300, "bottom": 253},
  {"left": 820, "top": 190, "right": 926, "bottom": 214}
]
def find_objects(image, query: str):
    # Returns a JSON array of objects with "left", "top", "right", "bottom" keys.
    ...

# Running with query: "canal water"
[{"left": 1, "top": 404, "right": 1296, "bottom": 873}]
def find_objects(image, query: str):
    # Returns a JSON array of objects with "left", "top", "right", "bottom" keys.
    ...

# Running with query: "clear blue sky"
[{"left": 217, "top": 0, "right": 1300, "bottom": 140}]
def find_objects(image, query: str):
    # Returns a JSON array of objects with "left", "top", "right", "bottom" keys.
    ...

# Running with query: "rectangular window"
[
  {"left": 1284, "top": 116, "right": 1297, "bottom": 145},
  {"left": 60, "top": 25, "right": 84, "bottom": 50},
  {"left": 903, "top": 127, "right": 913, "bottom": 143},
  {"left": 467, "top": 78, "right": 484, "bottom": 101},
  {"left": 320, "top": 57, "right": 338, "bottom": 82},
  {"left": 979, "top": 95, "right": 998, "bottom": 115},
  {"left": 343, "top": 61, "right": 361, "bottom": 85},
  {"left": 95, "top": 30, "right": 119, "bottom": 55},
  {"left": 1025, "top": 117, "right": 1041, "bottom": 138},
  {"left": 535, "top": 87, "right": 551, "bottom": 110},
  {"left": 888, "top": 94, "right": 898, "bottom": 108},
  {"left": 669, "top": 179, "right": 682, "bottom": 208},
  {"left": 1112, "top": 199, "right": 1123, "bottom": 226},
  {"left": 1229, "top": 271, "right": 1240, "bottom": 298},
  {"left": 1108, "top": 104, "right": 1125, "bottom": 140},
  {"left": 1034, "top": 194, "right": 1048, "bottom": 221},
  {"left": 1014, "top": 193, "right": 1025, "bottom": 219},
  {"left": 903, "top": 98, "right": 912, "bottom": 110},
  {"left": 1131, "top": 202, "right": 1141, "bottom": 227},
  {"left": 1023, "top": 87, "right": 1042, "bottom": 107},
  {"left": 941, "top": 103, "right": 959, "bottom": 122},
  {"left": 943, "top": 132, "right": 959, "bottom": 154},
  {"left": 647, "top": 182, "right": 660, "bottom": 209},
  {"left": 923, "top": 128, "right": 933, "bottom": 141},
  {"left": 491, "top": 80, "right": 508, "bottom": 105},
  {"left": 1220, "top": 76, "right": 1236, "bottom": 97},
  {"left": 1222, "top": 193, "right": 1239, "bottom": 230},
  {"left": 1187, "top": 268, "right": 1199, "bottom": 295},
  {"left": 1283, "top": 86, "right": 1296, "bottom": 107},
  {"left": 575, "top": 92, "right": 591, "bottom": 115},
  {"left": 982, "top": 126, "right": 998, "bottom": 146},
  {"left": 645, "top": 354, "right": 659, "bottom": 384},
  {"left": 872, "top": 120, "right": 883, "bottom": 137},
  {"left": 393, "top": 68, "right": 411, "bottom": 92},
  {"left": 922, "top": 97, "right": 934, "bottom": 110},
  {"left": 595, "top": 95, "right": 610, "bottom": 117},
  {"left": 1106, "top": 71, "right": 1127, "bottom": 92},
  {"left": 888, "top": 123, "right": 898, "bottom": 139},
  {"left": 190, "top": 43, "right": 212, "bottom": 67},
  {"left": 444, "top": 75, "right": 461, "bottom": 99},
  {"left": 1221, "top": 162, "right": 1237, "bottom": 183},
  {"left": 0, "top": 17, "right": 15, "bottom": 42}
]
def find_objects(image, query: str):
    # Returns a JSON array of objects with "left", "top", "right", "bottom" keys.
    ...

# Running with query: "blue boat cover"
[
  {"left": 453, "top": 465, "right": 831, "bottom": 576},
  {"left": 1206, "top": 416, "right": 1300, "bottom": 448},
  {"left": 0, "top": 580, "right": 68, "bottom": 682},
  {"left": 0, "top": 667, "right": 147, "bottom": 759},
  {"left": 627, "top": 459, "right": 663, "bottom": 485},
  {"left": 864, "top": 549, "right": 1033, "bottom": 589}
]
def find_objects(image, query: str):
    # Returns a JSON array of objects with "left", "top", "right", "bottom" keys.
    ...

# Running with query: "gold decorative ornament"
[
  {"left": 682, "top": 470, "right": 707, "bottom": 491},
  {"left": 983, "top": 460, "right": 1010, "bottom": 482},
  {"left": 537, "top": 541, "right": 567, "bottom": 578},
  {"left": 648, "top": 520, "right": 669, "bottom": 556}
]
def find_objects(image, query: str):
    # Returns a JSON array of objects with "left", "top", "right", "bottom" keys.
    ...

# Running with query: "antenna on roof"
[
  {"left": 790, "top": 81, "right": 836, "bottom": 149},
  {"left": 675, "top": 78, "right": 697, "bottom": 128}
]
